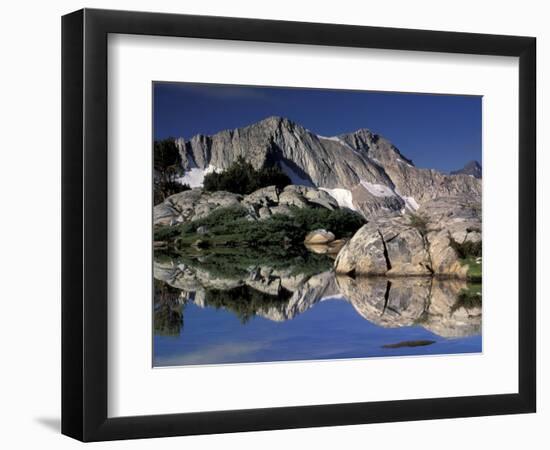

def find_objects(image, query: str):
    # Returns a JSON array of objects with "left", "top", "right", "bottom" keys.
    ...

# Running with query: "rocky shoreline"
[
  {"left": 334, "top": 196, "right": 481, "bottom": 279},
  {"left": 154, "top": 184, "right": 340, "bottom": 226},
  {"left": 154, "top": 185, "right": 481, "bottom": 281}
]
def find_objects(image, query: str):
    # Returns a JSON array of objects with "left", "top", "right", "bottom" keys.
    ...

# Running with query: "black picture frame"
[{"left": 62, "top": 8, "right": 536, "bottom": 442}]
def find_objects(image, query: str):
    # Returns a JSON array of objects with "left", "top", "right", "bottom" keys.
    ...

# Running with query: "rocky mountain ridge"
[
  {"left": 451, "top": 160, "right": 482, "bottom": 179},
  {"left": 172, "top": 116, "right": 481, "bottom": 216}
]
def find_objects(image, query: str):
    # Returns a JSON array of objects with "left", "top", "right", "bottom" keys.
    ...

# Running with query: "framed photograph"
[{"left": 62, "top": 8, "right": 536, "bottom": 441}]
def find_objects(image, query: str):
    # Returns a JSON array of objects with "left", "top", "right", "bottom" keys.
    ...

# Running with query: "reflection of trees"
[
  {"left": 159, "top": 247, "right": 332, "bottom": 281},
  {"left": 204, "top": 285, "right": 292, "bottom": 324},
  {"left": 450, "top": 284, "right": 482, "bottom": 315},
  {"left": 153, "top": 250, "right": 482, "bottom": 338},
  {"left": 154, "top": 279, "right": 184, "bottom": 336}
]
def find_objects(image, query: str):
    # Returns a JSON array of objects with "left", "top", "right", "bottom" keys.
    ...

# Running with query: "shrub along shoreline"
[{"left": 154, "top": 205, "right": 366, "bottom": 250}]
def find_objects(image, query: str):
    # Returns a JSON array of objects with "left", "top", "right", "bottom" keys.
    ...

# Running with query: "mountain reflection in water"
[{"left": 153, "top": 250, "right": 481, "bottom": 366}]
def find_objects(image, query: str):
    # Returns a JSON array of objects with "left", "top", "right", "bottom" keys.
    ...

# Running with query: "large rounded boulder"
[{"left": 334, "top": 196, "right": 481, "bottom": 278}]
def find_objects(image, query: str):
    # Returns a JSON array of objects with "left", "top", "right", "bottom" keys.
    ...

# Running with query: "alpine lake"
[{"left": 153, "top": 245, "right": 481, "bottom": 367}]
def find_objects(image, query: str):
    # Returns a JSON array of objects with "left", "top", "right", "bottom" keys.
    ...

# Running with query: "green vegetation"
[
  {"left": 153, "top": 279, "right": 184, "bottom": 336},
  {"left": 155, "top": 246, "right": 333, "bottom": 281},
  {"left": 448, "top": 235, "right": 482, "bottom": 281},
  {"left": 153, "top": 247, "right": 332, "bottom": 328},
  {"left": 449, "top": 237, "right": 482, "bottom": 259},
  {"left": 154, "top": 304, "right": 184, "bottom": 336},
  {"left": 203, "top": 285, "right": 292, "bottom": 324},
  {"left": 154, "top": 205, "right": 365, "bottom": 249},
  {"left": 450, "top": 283, "right": 482, "bottom": 315},
  {"left": 177, "top": 205, "right": 250, "bottom": 235},
  {"left": 289, "top": 207, "right": 366, "bottom": 238},
  {"left": 203, "top": 157, "right": 291, "bottom": 194},
  {"left": 462, "top": 256, "right": 482, "bottom": 282},
  {"left": 154, "top": 139, "right": 190, "bottom": 204},
  {"left": 153, "top": 224, "right": 182, "bottom": 242},
  {"left": 153, "top": 247, "right": 333, "bottom": 325},
  {"left": 155, "top": 180, "right": 191, "bottom": 205}
]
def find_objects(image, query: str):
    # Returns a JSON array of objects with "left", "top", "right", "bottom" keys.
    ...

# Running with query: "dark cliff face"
[
  {"left": 175, "top": 116, "right": 392, "bottom": 189},
  {"left": 171, "top": 116, "right": 481, "bottom": 215},
  {"left": 451, "top": 160, "right": 482, "bottom": 179}
]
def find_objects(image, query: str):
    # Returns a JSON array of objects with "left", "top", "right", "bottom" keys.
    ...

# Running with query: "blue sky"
[{"left": 153, "top": 82, "right": 481, "bottom": 173}]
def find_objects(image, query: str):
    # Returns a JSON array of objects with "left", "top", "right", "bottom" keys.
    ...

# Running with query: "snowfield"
[
  {"left": 360, "top": 180, "right": 420, "bottom": 212},
  {"left": 396, "top": 158, "right": 413, "bottom": 168},
  {"left": 402, "top": 195, "right": 420, "bottom": 211},
  {"left": 174, "top": 160, "right": 420, "bottom": 215},
  {"left": 319, "top": 187, "right": 357, "bottom": 211},
  {"left": 319, "top": 295, "right": 346, "bottom": 302},
  {"left": 176, "top": 168, "right": 205, "bottom": 188},
  {"left": 360, "top": 181, "right": 395, "bottom": 197},
  {"left": 176, "top": 164, "right": 221, "bottom": 188},
  {"left": 318, "top": 135, "right": 361, "bottom": 155}
]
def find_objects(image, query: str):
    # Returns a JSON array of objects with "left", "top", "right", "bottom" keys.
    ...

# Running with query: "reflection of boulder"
[
  {"left": 154, "top": 255, "right": 481, "bottom": 339},
  {"left": 154, "top": 258, "right": 242, "bottom": 292},
  {"left": 423, "top": 280, "right": 481, "bottom": 338},
  {"left": 337, "top": 276, "right": 431, "bottom": 328},
  {"left": 304, "top": 240, "right": 346, "bottom": 258},
  {"left": 246, "top": 266, "right": 281, "bottom": 296},
  {"left": 154, "top": 254, "right": 340, "bottom": 323},
  {"left": 336, "top": 275, "right": 481, "bottom": 338},
  {"left": 335, "top": 195, "right": 481, "bottom": 278},
  {"left": 257, "top": 270, "right": 339, "bottom": 322}
]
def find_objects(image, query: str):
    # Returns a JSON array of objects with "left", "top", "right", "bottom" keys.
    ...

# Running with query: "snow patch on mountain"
[
  {"left": 360, "top": 181, "right": 395, "bottom": 198},
  {"left": 318, "top": 135, "right": 361, "bottom": 154},
  {"left": 397, "top": 158, "right": 413, "bottom": 168},
  {"left": 177, "top": 165, "right": 221, "bottom": 188},
  {"left": 319, "top": 187, "right": 357, "bottom": 211},
  {"left": 360, "top": 181, "right": 419, "bottom": 212},
  {"left": 177, "top": 168, "right": 205, "bottom": 188},
  {"left": 402, "top": 195, "right": 419, "bottom": 211},
  {"left": 319, "top": 294, "right": 346, "bottom": 302}
]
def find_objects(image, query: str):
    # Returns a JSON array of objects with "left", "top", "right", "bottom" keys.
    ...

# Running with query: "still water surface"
[{"left": 153, "top": 251, "right": 481, "bottom": 367}]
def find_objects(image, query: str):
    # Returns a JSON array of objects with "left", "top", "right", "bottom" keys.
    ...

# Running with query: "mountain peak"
[
  {"left": 349, "top": 127, "right": 375, "bottom": 136},
  {"left": 451, "top": 160, "right": 482, "bottom": 178},
  {"left": 171, "top": 116, "right": 481, "bottom": 216},
  {"left": 256, "top": 115, "right": 294, "bottom": 127}
]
